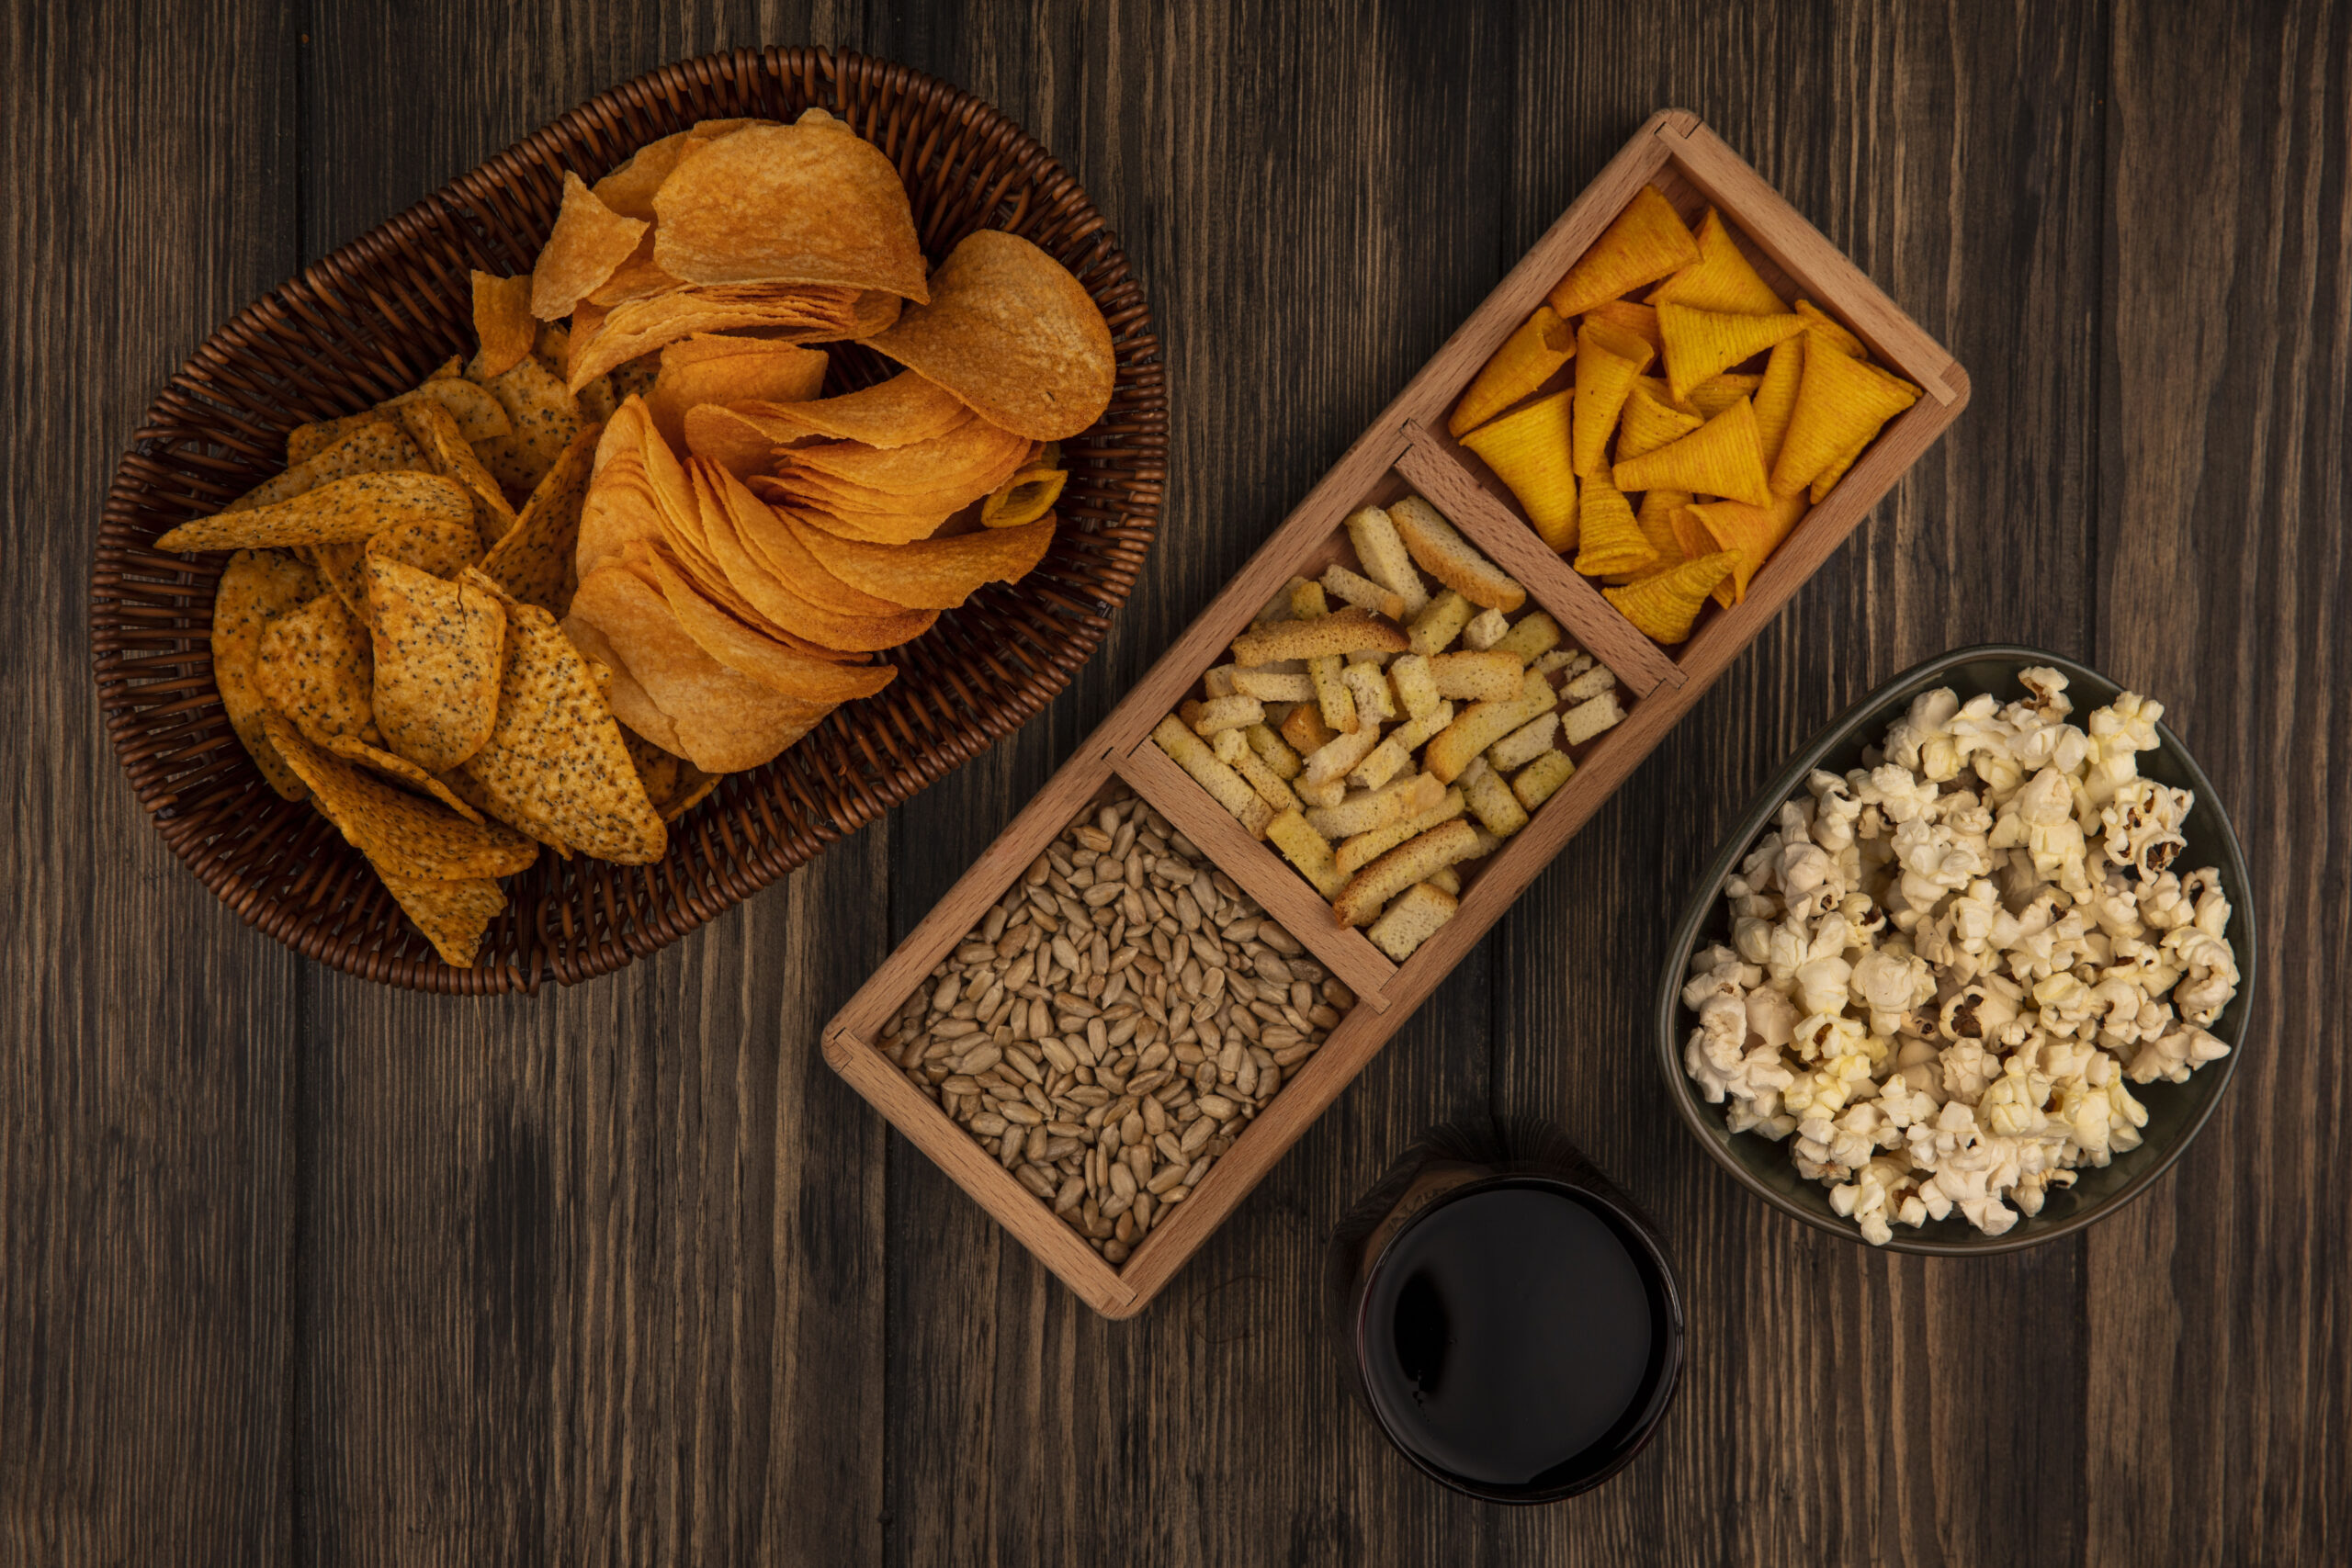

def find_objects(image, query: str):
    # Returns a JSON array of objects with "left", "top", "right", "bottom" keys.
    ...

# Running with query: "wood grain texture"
[{"left": 6, "top": 1, "right": 2348, "bottom": 1565}]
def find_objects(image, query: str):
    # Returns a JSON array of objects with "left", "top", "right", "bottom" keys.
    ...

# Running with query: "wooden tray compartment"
[{"left": 825, "top": 108, "right": 1969, "bottom": 1317}]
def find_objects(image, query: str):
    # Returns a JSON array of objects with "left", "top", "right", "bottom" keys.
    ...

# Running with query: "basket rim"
[{"left": 90, "top": 44, "right": 1168, "bottom": 994}]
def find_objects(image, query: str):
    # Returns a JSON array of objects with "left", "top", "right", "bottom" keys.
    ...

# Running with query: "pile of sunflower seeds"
[{"left": 881, "top": 784, "right": 1352, "bottom": 1264}]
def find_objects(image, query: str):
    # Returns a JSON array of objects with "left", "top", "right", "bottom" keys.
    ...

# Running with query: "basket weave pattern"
[{"left": 89, "top": 47, "right": 1167, "bottom": 993}]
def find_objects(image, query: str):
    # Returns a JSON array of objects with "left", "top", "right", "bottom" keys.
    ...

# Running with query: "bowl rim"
[{"left": 1650, "top": 642, "right": 2258, "bottom": 1255}]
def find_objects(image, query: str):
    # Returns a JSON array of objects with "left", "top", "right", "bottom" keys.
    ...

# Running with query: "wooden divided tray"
[{"left": 823, "top": 108, "right": 1971, "bottom": 1317}]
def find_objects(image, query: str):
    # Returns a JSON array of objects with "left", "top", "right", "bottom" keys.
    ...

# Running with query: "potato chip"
[
  {"left": 1769, "top": 343, "right": 1920, "bottom": 497},
  {"left": 1456, "top": 389, "right": 1576, "bottom": 551},
  {"left": 211, "top": 548, "right": 324, "bottom": 800},
  {"left": 532, "top": 172, "right": 650, "bottom": 321},
  {"left": 645, "top": 338, "right": 828, "bottom": 451},
  {"left": 1602, "top": 550, "right": 1738, "bottom": 644},
  {"left": 1614, "top": 378, "right": 1704, "bottom": 461},
  {"left": 469, "top": 271, "right": 537, "bottom": 381},
  {"left": 774, "top": 504, "right": 1054, "bottom": 610},
  {"left": 1794, "top": 299, "right": 1866, "bottom": 357},
  {"left": 1752, "top": 335, "right": 1806, "bottom": 464},
  {"left": 1583, "top": 298, "right": 1662, "bottom": 354},
  {"left": 779, "top": 414, "right": 1031, "bottom": 502},
  {"left": 325, "top": 734, "right": 486, "bottom": 824},
  {"left": 364, "top": 511, "right": 481, "bottom": 581},
  {"left": 373, "top": 868, "right": 506, "bottom": 968},
  {"left": 364, "top": 556, "right": 506, "bottom": 773},
  {"left": 1569, "top": 317, "right": 1655, "bottom": 478},
  {"left": 398, "top": 398, "right": 517, "bottom": 549},
  {"left": 633, "top": 545, "right": 897, "bottom": 702},
  {"left": 651, "top": 121, "right": 928, "bottom": 300},
  {"left": 863, "top": 231, "right": 1114, "bottom": 443},
  {"left": 458, "top": 592, "right": 666, "bottom": 863},
  {"left": 1645, "top": 209, "right": 1787, "bottom": 315},
  {"left": 480, "top": 423, "right": 600, "bottom": 613},
  {"left": 758, "top": 461, "right": 988, "bottom": 521},
  {"left": 1657, "top": 301, "right": 1805, "bottom": 401},
  {"left": 593, "top": 130, "right": 697, "bottom": 220},
  {"left": 1687, "top": 372, "right": 1763, "bottom": 421},
  {"left": 979, "top": 463, "right": 1067, "bottom": 529},
  {"left": 750, "top": 370, "right": 973, "bottom": 448},
  {"left": 1449, "top": 306, "right": 1575, "bottom": 437},
  {"left": 560, "top": 608, "right": 683, "bottom": 756},
  {"left": 265, "top": 711, "right": 537, "bottom": 879},
  {"left": 469, "top": 352, "right": 585, "bottom": 497},
  {"left": 1570, "top": 468, "right": 1657, "bottom": 577},
  {"left": 750, "top": 485, "right": 956, "bottom": 546},
  {"left": 566, "top": 284, "right": 865, "bottom": 388},
  {"left": 565, "top": 567, "right": 832, "bottom": 773},
  {"left": 1546, "top": 186, "right": 1702, "bottom": 318},
  {"left": 1612, "top": 396, "right": 1772, "bottom": 507},
  {"left": 576, "top": 421, "right": 671, "bottom": 579},
  {"left": 1691, "top": 491, "right": 1809, "bottom": 607},
  {"left": 679, "top": 402, "right": 796, "bottom": 477},
  {"left": 691, "top": 468, "right": 937, "bottom": 650}
]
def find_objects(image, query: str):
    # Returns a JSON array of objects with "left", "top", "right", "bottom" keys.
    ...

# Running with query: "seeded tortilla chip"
[
  {"left": 373, "top": 868, "right": 507, "bottom": 969},
  {"left": 211, "top": 548, "right": 325, "bottom": 800},
  {"left": 1603, "top": 550, "right": 1739, "bottom": 645},
  {"left": 1546, "top": 186, "right": 1702, "bottom": 318},
  {"left": 326, "top": 733, "right": 487, "bottom": 824},
  {"left": 223, "top": 417, "right": 431, "bottom": 519},
  {"left": 160, "top": 470, "right": 475, "bottom": 554},
  {"left": 863, "top": 231, "right": 1114, "bottom": 442},
  {"left": 366, "top": 557, "right": 506, "bottom": 773},
  {"left": 634, "top": 547, "right": 896, "bottom": 702},
  {"left": 398, "top": 398, "right": 517, "bottom": 548},
  {"left": 364, "top": 511, "right": 481, "bottom": 582},
  {"left": 750, "top": 370, "right": 972, "bottom": 449},
  {"left": 773, "top": 504, "right": 1054, "bottom": 610},
  {"left": 1645, "top": 209, "right": 1788, "bottom": 316},
  {"left": 468, "top": 271, "right": 537, "bottom": 381},
  {"left": 458, "top": 592, "right": 667, "bottom": 863},
  {"left": 1611, "top": 397, "right": 1772, "bottom": 508},
  {"left": 645, "top": 338, "right": 828, "bottom": 451},
  {"left": 254, "top": 591, "right": 378, "bottom": 747},
  {"left": 651, "top": 120, "right": 928, "bottom": 300},
  {"left": 468, "top": 353, "right": 583, "bottom": 496},
  {"left": 383, "top": 376, "right": 514, "bottom": 444},
  {"left": 480, "top": 423, "right": 601, "bottom": 613},
  {"left": 566, "top": 567, "right": 832, "bottom": 773},
  {"left": 532, "top": 172, "right": 649, "bottom": 321},
  {"left": 264, "top": 710, "right": 537, "bottom": 878}
]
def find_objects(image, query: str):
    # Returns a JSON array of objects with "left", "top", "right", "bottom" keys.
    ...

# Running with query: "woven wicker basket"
[{"left": 89, "top": 47, "right": 1166, "bottom": 993}]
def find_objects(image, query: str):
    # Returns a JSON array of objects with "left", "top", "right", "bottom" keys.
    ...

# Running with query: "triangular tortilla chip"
[
  {"left": 468, "top": 353, "right": 584, "bottom": 497},
  {"left": 1569, "top": 317, "right": 1655, "bottom": 478},
  {"left": 458, "top": 588, "right": 667, "bottom": 863},
  {"left": 1457, "top": 388, "right": 1576, "bottom": 551},
  {"left": 468, "top": 271, "right": 537, "bottom": 381},
  {"left": 381, "top": 377, "right": 513, "bottom": 445},
  {"left": 1645, "top": 209, "right": 1787, "bottom": 315},
  {"left": 1602, "top": 551, "right": 1739, "bottom": 645},
  {"left": 211, "top": 548, "right": 324, "bottom": 800},
  {"left": 1770, "top": 344, "right": 1921, "bottom": 496},
  {"left": 326, "top": 734, "right": 487, "bottom": 824},
  {"left": 160, "top": 470, "right": 470, "bottom": 553},
  {"left": 254, "top": 591, "right": 378, "bottom": 747},
  {"left": 1657, "top": 302, "right": 1805, "bottom": 401},
  {"left": 367, "top": 557, "right": 506, "bottom": 773},
  {"left": 1449, "top": 307, "right": 1576, "bottom": 437},
  {"left": 1545, "top": 186, "right": 1702, "bottom": 318},
  {"left": 264, "top": 710, "right": 538, "bottom": 878},
  {"left": 398, "top": 399, "right": 515, "bottom": 549},
  {"left": 373, "top": 868, "right": 507, "bottom": 969},
  {"left": 1612, "top": 397, "right": 1772, "bottom": 507},
  {"left": 532, "top": 172, "right": 649, "bottom": 321},
  {"left": 480, "top": 422, "right": 601, "bottom": 613},
  {"left": 364, "top": 512, "right": 481, "bottom": 583},
  {"left": 247, "top": 416, "right": 431, "bottom": 510},
  {"left": 1570, "top": 469, "right": 1657, "bottom": 577}
]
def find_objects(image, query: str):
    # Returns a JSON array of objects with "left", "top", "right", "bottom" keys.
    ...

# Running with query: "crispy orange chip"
[
  {"left": 575, "top": 400, "right": 672, "bottom": 579},
  {"left": 565, "top": 566, "right": 833, "bottom": 773},
  {"left": 645, "top": 338, "right": 828, "bottom": 451},
  {"left": 325, "top": 734, "right": 487, "bottom": 824},
  {"left": 1657, "top": 302, "right": 1806, "bottom": 401},
  {"left": 161, "top": 469, "right": 471, "bottom": 554},
  {"left": 1583, "top": 299, "right": 1662, "bottom": 355},
  {"left": 1449, "top": 307, "right": 1575, "bottom": 437},
  {"left": 1546, "top": 186, "right": 1701, "bottom": 318},
  {"left": 254, "top": 591, "right": 377, "bottom": 748},
  {"left": 691, "top": 468, "right": 937, "bottom": 650},
  {"left": 398, "top": 398, "right": 516, "bottom": 548},
  {"left": 1692, "top": 491, "right": 1810, "bottom": 607},
  {"left": 634, "top": 546, "right": 897, "bottom": 704},
  {"left": 779, "top": 414, "right": 1031, "bottom": 502},
  {"left": 1631, "top": 488, "right": 1693, "bottom": 576},
  {"left": 1687, "top": 372, "right": 1763, "bottom": 421},
  {"left": 212, "top": 548, "right": 325, "bottom": 800},
  {"left": 480, "top": 423, "right": 601, "bottom": 613},
  {"left": 264, "top": 710, "right": 538, "bottom": 879},
  {"left": 469, "top": 271, "right": 537, "bottom": 381},
  {"left": 1612, "top": 396, "right": 1772, "bottom": 508},
  {"left": 1794, "top": 299, "right": 1866, "bottom": 357},
  {"left": 863, "top": 231, "right": 1114, "bottom": 443},
  {"left": 364, "top": 511, "right": 481, "bottom": 582},
  {"left": 1570, "top": 318, "right": 1656, "bottom": 478},
  {"left": 1645, "top": 209, "right": 1787, "bottom": 316},
  {"left": 751, "top": 484, "right": 956, "bottom": 546},
  {"left": 1570, "top": 468, "right": 1657, "bottom": 577},
  {"left": 742, "top": 369, "right": 971, "bottom": 450},
  {"left": 366, "top": 557, "right": 506, "bottom": 773},
  {"left": 1615, "top": 378, "right": 1705, "bottom": 461},
  {"left": 374, "top": 868, "right": 507, "bottom": 969},
  {"left": 775, "top": 504, "right": 1055, "bottom": 610},
  {"left": 469, "top": 353, "right": 585, "bottom": 497},
  {"left": 651, "top": 121, "right": 928, "bottom": 301},
  {"left": 679, "top": 402, "right": 794, "bottom": 477},
  {"left": 1603, "top": 550, "right": 1739, "bottom": 645},
  {"left": 979, "top": 463, "right": 1067, "bottom": 530},
  {"left": 593, "top": 130, "right": 697, "bottom": 220},
  {"left": 458, "top": 590, "right": 667, "bottom": 863},
  {"left": 566, "top": 284, "right": 866, "bottom": 389},
  {"left": 532, "top": 172, "right": 650, "bottom": 321},
  {"left": 1770, "top": 344, "right": 1920, "bottom": 496},
  {"left": 1752, "top": 336, "right": 1806, "bottom": 464},
  {"left": 1457, "top": 388, "right": 1576, "bottom": 551},
  {"left": 1810, "top": 435, "right": 1873, "bottom": 502}
]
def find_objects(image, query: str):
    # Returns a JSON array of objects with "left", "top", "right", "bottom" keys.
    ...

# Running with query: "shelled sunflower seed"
[{"left": 879, "top": 783, "right": 1354, "bottom": 1266}]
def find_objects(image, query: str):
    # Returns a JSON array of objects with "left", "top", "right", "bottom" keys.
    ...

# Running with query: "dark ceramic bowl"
[{"left": 1654, "top": 645, "right": 2256, "bottom": 1254}]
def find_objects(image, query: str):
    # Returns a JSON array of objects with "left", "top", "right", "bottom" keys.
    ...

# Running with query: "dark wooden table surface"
[{"left": 7, "top": 1, "right": 2347, "bottom": 1562}]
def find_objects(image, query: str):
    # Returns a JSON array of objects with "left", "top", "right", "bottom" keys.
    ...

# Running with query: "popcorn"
[{"left": 1683, "top": 672, "right": 2239, "bottom": 1243}]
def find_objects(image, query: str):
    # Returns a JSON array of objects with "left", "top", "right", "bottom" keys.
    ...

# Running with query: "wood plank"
[
  {"left": 0, "top": 1, "right": 301, "bottom": 1562},
  {"left": 2089, "top": 2, "right": 2351, "bottom": 1562}
]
